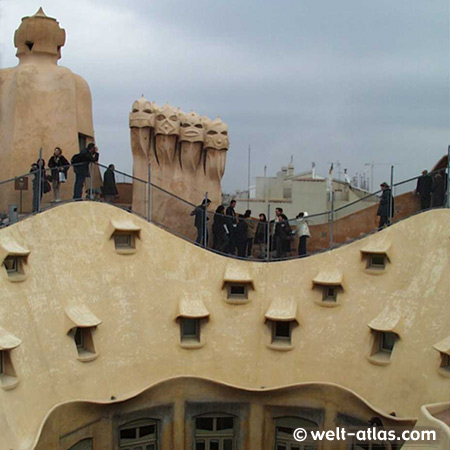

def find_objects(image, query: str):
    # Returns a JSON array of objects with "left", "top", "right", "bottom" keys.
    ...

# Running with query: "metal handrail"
[{"left": 0, "top": 160, "right": 446, "bottom": 262}]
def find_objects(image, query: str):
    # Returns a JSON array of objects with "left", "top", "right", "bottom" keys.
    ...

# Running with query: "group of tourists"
[
  {"left": 192, "top": 168, "right": 448, "bottom": 259},
  {"left": 29, "top": 144, "right": 119, "bottom": 212},
  {"left": 376, "top": 169, "right": 447, "bottom": 230},
  {"left": 191, "top": 199, "right": 311, "bottom": 259},
  {"left": 415, "top": 169, "right": 447, "bottom": 210}
]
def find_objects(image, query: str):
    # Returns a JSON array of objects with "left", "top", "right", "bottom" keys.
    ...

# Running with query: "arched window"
[
  {"left": 119, "top": 419, "right": 158, "bottom": 450},
  {"left": 68, "top": 438, "right": 93, "bottom": 450},
  {"left": 274, "top": 416, "right": 319, "bottom": 450},
  {"left": 194, "top": 413, "right": 235, "bottom": 450}
]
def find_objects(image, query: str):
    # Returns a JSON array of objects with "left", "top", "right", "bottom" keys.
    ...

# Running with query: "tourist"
[
  {"left": 48, "top": 147, "right": 69, "bottom": 203},
  {"left": 30, "top": 158, "right": 50, "bottom": 212},
  {"left": 72, "top": 142, "right": 99, "bottom": 200},
  {"left": 102, "top": 164, "right": 119, "bottom": 203},
  {"left": 431, "top": 171, "right": 445, "bottom": 208},
  {"left": 414, "top": 170, "right": 432, "bottom": 210},
  {"left": 212, "top": 205, "right": 229, "bottom": 252},
  {"left": 254, "top": 213, "right": 268, "bottom": 259},
  {"left": 243, "top": 209, "right": 256, "bottom": 258},
  {"left": 225, "top": 199, "right": 237, "bottom": 254},
  {"left": 235, "top": 214, "right": 248, "bottom": 258},
  {"left": 281, "top": 214, "right": 292, "bottom": 256},
  {"left": 295, "top": 211, "right": 311, "bottom": 256},
  {"left": 274, "top": 208, "right": 291, "bottom": 258},
  {"left": 377, "top": 182, "right": 394, "bottom": 229},
  {"left": 190, "top": 198, "right": 211, "bottom": 245}
]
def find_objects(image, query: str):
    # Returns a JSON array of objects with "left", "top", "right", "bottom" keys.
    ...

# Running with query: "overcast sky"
[{"left": 0, "top": 0, "right": 449, "bottom": 192}]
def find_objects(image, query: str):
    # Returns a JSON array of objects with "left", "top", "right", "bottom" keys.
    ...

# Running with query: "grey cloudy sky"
[{"left": 1, "top": 0, "right": 449, "bottom": 192}]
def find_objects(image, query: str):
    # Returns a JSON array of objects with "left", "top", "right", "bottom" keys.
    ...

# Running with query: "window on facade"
[
  {"left": 440, "top": 353, "right": 450, "bottom": 372},
  {"left": 272, "top": 321, "right": 293, "bottom": 344},
  {"left": 380, "top": 332, "right": 396, "bottom": 353},
  {"left": 350, "top": 436, "right": 386, "bottom": 449},
  {"left": 0, "top": 349, "right": 18, "bottom": 389},
  {"left": 275, "top": 417, "right": 318, "bottom": 450},
  {"left": 78, "top": 133, "right": 93, "bottom": 153},
  {"left": 73, "top": 327, "right": 96, "bottom": 360},
  {"left": 322, "top": 286, "right": 337, "bottom": 302},
  {"left": 370, "top": 331, "right": 398, "bottom": 362},
  {"left": 227, "top": 283, "right": 248, "bottom": 300},
  {"left": 113, "top": 232, "right": 135, "bottom": 250},
  {"left": 69, "top": 438, "right": 94, "bottom": 450},
  {"left": 181, "top": 318, "right": 200, "bottom": 343},
  {"left": 367, "top": 254, "right": 386, "bottom": 269},
  {"left": 3, "top": 255, "right": 25, "bottom": 277},
  {"left": 119, "top": 419, "right": 158, "bottom": 450},
  {"left": 195, "top": 415, "right": 235, "bottom": 450},
  {"left": 4, "top": 256, "right": 18, "bottom": 273}
]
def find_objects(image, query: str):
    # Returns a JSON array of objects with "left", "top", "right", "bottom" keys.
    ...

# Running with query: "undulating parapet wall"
[
  {"left": 0, "top": 203, "right": 449, "bottom": 448},
  {"left": 34, "top": 377, "right": 416, "bottom": 450},
  {"left": 129, "top": 97, "right": 229, "bottom": 237}
]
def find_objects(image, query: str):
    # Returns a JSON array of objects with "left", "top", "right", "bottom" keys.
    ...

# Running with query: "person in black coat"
[
  {"left": 72, "top": 143, "right": 99, "bottom": 199},
  {"left": 212, "top": 205, "right": 229, "bottom": 252},
  {"left": 377, "top": 182, "right": 394, "bottom": 229},
  {"left": 274, "top": 208, "right": 292, "bottom": 258},
  {"left": 235, "top": 214, "right": 248, "bottom": 257},
  {"left": 30, "top": 158, "right": 49, "bottom": 212},
  {"left": 225, "top": 199, "right": 237, "bottom": 254},
  {"left": 102, "top": 164, "right": 119, "bottom": 203},
  {"left": 254, "top": 213, "right": 268, "bottom": 259},
  {"left": 431, "top": 171, "right": 446, "bottom": 207},
  {"left": 48, "top": 147, "right": 69, "bottom": 203},
  {"left": 280, "top": 213, "right": 292, "bottom": 255},
  {"left": 415, "top": 170, "right": 432, "bottom": 210},
  {"left": 190, "top": 199, "right": 211, "bottom": 245}
]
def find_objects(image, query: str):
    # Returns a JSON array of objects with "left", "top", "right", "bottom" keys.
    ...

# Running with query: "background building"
[{"left": 229, "top": 161, "right": 378, "bottom": 222}]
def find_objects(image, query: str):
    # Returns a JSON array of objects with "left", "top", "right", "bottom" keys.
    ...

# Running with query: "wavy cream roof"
[{"left": 0, "top": 203, "right": 448, "bottom": 448}]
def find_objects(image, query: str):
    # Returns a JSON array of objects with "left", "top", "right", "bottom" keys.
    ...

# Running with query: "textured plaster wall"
[{"left": 0, "top": 203, "right": 448, "bottom": 449}]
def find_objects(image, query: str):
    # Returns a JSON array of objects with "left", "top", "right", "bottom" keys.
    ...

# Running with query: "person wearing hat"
[
  {"left": 295, "top": 211, "right": 311, "bottom": 256},
  {"left": 377, "top": 182, "right": 394, "bottom": 229}
]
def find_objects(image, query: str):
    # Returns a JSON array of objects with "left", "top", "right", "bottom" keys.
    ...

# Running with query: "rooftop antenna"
[
  {"left": 336, "top": 161, "right": 342, "bottom": 180},
  {"left": 247, "top": 145, "right": 251, "bottom": 209}
]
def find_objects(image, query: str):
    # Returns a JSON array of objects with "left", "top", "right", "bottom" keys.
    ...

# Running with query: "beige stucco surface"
[
  {"left": 0, "top": 9, "right": 94, "bottom": 213},
  {"left": 0, "top": 203, "right": 449, "bottom": 448}
]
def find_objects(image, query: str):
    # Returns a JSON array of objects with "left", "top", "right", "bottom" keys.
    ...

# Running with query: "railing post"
[
  {"left": 37, "top": 147, "right": 43, "bottom": 213},
  {"left": 266, "top": 203, "right": 270, "bottom": 261},
  {"left": 329, "top": 192, "right": 334, "bottom": 248},
  {"left": 89, "top": 162, "right": 94, "bottom": 200},
  {"left": 389, "top": 165, "right": 394, "bottom": 224},
  {"left": 203, "top": 192, "right": 209, "bottom": 248},
  {"left": 446, "top": 145, "right": 450, "bottom": 208},
  {"left": 147, "top": 163, "right": 152, "bottom": 221}
]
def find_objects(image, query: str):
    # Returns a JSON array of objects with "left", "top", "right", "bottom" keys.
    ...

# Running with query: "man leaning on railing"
[{"left": 71, "top": 143, "right": 99, "bottom": 200}]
